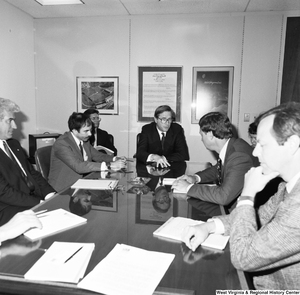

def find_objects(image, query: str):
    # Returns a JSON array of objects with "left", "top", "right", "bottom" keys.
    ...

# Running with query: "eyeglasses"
[
  {"left": 158, "top": 117, "right": 173, "bottom": 124},
  {"left": 90, "top": 116, "right": 101, "bottom": 122}
]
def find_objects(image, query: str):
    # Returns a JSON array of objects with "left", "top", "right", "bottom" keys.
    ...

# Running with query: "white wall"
[
  {"left": 0, "top": 0, "right": 36, "bottom": 151},
  {"left": 0, "top": 1, "right": 291, "bottom": 163}
]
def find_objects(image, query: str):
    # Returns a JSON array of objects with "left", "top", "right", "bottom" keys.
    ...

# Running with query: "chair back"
[
  {"left": 35, "top": 145, "right": 52, "bottom": 180},
  {"left": 107, "top": 134, "right": 114, "bottom": 146},
  {"left": 133, "top": 133, "right": 141, "bottom": 158}
]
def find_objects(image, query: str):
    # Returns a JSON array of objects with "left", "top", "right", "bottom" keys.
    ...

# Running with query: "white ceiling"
[{"left": 3, "top": 0, "right": 300, "bottom": 19}]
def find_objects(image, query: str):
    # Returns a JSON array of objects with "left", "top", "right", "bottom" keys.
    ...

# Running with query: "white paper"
[
  {"left": 25, "top": 242, "right": 95, "bottom": 283},
  {"left": 24, "top": 208, "right": 87, "bottom": 241},
  {"left": 153, "top": 217, "right": 229, "bottom": 250},
  {"left": 78, "top": 244, "right": 175, "bottom": 295}
]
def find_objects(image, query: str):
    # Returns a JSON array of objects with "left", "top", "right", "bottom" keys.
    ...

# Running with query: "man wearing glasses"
[{"left": 136, "top": 105, "right": 189, "bottom": 167}]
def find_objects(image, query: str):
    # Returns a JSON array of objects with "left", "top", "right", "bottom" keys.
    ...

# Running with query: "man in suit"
[
  {"left": 172, "top": 112, "right": 256, "bottom": 209},
  {"left": 182, "top": 102, "right": 300, "bottom": 289},
  {"left": 84, "top": 108, "right": 118, "bottom": 156},
  {"left": 48, "top": 112, "right": 126, "bottom": 192},
  {"left": 0, "top": 98, "right": 55, "bottom": 226},
  {"left": 136, "top": 105, "right": 189, "bottom": 167}
]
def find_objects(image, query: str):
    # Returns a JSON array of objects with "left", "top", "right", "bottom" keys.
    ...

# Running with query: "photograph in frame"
[
  {"left": 191, "top": 67, "right": 233, "bottom": 123},
  {"left": 76, "top": 76, "right": 119, "bottom": 115},
  {"left": 138, "top": 66, "right": 182, "bottom": 122}
]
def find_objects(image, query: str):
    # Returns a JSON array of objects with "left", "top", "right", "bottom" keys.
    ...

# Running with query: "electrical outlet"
[{"left": 244, "top": 113, "right": 250, "bottom": 122}]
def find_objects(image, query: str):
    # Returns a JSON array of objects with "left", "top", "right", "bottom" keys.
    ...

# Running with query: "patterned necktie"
[
  {"left": 79, "top": 142, "right": 84, "bottom": 157},
  {"left": 161, "top": 132, "right": 165, "bottom": 151},
  {"left": 3, "top": 141, "right": 35, "bottom": 194},
  {"left": 216, "top": 158, "right": 222, "bottom": 186}
]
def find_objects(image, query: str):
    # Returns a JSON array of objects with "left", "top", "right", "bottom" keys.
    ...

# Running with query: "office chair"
[
  {"left": 133, "top": 133, "right": 141, "bottom": 158},
  {"left": 35, "top": 145, "right": 52, "bottom": 180}
]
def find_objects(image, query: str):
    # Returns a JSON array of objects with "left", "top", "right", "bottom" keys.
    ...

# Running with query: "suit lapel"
[{"left": 66, "top": 132, "right": 83, "bottom": 159}]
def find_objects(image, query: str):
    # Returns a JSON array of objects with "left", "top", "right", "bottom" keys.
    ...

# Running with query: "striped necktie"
[
  {"left": 79, "top": 142, "right": 84, "bottom": 157},
  {"left": 216, "top": 158, "right": 222, "bottom": 186}
]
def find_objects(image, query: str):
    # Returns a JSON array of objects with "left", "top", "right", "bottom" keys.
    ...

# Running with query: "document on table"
[
  {"left": 24, "top": 208, "right": 87, "bottom": 241},
  {"left": 25, "top": 241, "right": 95, "bottom": 283},
  {"left": 71, "top": 178, "right": 119, "bottom": 190},
  {"left": 153, "top": 216, "right": 229, "bottom": 250},
  {"left": 78, "top": 243, "right": 175, "bottom": 295}
]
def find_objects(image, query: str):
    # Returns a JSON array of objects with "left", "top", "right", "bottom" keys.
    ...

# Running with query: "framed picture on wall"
[
  {"left": 191, "top": 67, "right": 234, "bottom": 124},
  {"left": 76, "top": 76, "right": 119, "bottom": 115},
  {"left": 138, "top": 66, "right": 182, "bottom": 122}
]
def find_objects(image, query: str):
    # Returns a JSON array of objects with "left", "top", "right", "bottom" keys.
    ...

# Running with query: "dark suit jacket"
[
  {"left": 89, "top": 128, "right": 117, "bottom": 156},
  {"left": 188, "top": 137, "right": 257, "bottom": 209},
  {"left": 48, "top": 132, "right": 114, "bottom": 192},
  {"left": 136, "top": 122, "right": 190, "bottom": 164},
  {"left": 0, "top": 139, "right": 55, "bottom": 225}
]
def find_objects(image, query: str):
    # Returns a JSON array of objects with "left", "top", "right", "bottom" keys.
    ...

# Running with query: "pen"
[
  {"left": 35, "top": 209, "right": 48, "bottom": 216},
  {"left": 64, "top": 246, "right": 83, "bottom": 263}
]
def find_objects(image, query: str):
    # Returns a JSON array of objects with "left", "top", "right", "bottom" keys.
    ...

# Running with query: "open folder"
[
  {"left": 153, "top": 216, "right": 229, "bottom": 250},
  {"left": 25, "top": 241, "right": 95, "bottom": 283},
  {"left": 24, "top": 208, "right": 87, "bottom": 241}
]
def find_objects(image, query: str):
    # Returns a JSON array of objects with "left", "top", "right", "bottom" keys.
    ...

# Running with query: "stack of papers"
[
  {"left": 153, "top": 217, "right": 229, "bottom": 250},
  {"left": 24, "top": 208, "right": 87, "bottom": 241},
  {"left": 95, "top": 145, "right": 114, "bottom": 155},
  {"left": 25, "top": 242, "right": 95, "bottom": 283},
  {"left": 71, "top": 179, "right": 119, "bottom": 190},
  {"left": 78, "top": 243, "right": 175, "bottom": 295}
]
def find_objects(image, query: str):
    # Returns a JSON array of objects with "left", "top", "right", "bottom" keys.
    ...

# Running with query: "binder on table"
[{"left": 71, "top": 179, "right": 119, "bottom": 190}]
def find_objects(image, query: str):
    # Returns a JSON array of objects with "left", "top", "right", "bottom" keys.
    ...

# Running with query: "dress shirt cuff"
[
  {"left": 237, "top": 196, "right": 254, "bottom": 207},
  {"left": 146, "top": 154, "right": 153, "bottom": 162},
  {"left": 207, "top": 218, "right": 225, "bottom": 235},
  {"left": 194, "top": 174, "right": 201, "bottom": 183},
  {"left": 45, "top": 192, "right": 56, "bottom": 200}
]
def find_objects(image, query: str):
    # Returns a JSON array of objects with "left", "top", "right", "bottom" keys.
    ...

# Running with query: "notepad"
[
  {"left": 153, "top": 216, "right": 229, "bottom": 250},
  {"left": 25, "top": 241, "right": 95, "bottom": 283},
  {"left": 24, "top": 208, "right": 87, "bottom": 241},
  {"left": 162, "top": 178, "right": 176, "bottom": 185},
  {"left": 78, "top": 243, "right": 175, "bottom": 295},
  {"left": 71, "top": 179, "right": 119, "bottom": 190}
]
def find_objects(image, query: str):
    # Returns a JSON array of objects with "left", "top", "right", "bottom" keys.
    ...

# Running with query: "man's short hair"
[
  {"left": 68, "top": 112, "right": 92, "bottom": 132},
  {"left": 199, "top": 112, "right": 233, "bottom": 139},
  {"left": 0, "top": 98, "right": 20, "bottom": 120},
  {"left": 248, "top": 121, "right": 258, "bottom": 135},
  {"left": 154, "top": 105, "right": 176, "bottom": 121},
  {"left": 258, "top": 102, "right": 300, "bottom": 145},
  {"left": 84, "top": 108, "right": 99, "bottom": 117}
]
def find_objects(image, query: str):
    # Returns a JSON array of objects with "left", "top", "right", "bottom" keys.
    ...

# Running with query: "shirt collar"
[
  {"left": 218, "top": 139, "right": 230, "bottom": 163},
  {"left": 70, "top": 131, "right": 82, "bottom": 146},
  {"left": 286, "top": 170, "right": 300, "bottom": 193}
]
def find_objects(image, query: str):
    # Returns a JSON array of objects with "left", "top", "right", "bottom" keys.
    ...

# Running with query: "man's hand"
[
  {"left": 181, "top": 222, "right": 215, "bottom": 252},
  {"left": 177, "top": 174, "right": 198, "bottom": 184},
  {"left": 241, "top": 166, "right": 280, "bottom": 197},
  {"left": 151, "top": 155, "right": 170, "bottom": 168},
  {"left": 0, "top": 210, "right": 42, "bottom": 243},
  {"left": 110, "top": 158, "right": 127, "bottom": 171},
  {"left": 171, "top": 179, "right": 191, "bottom": 193}
]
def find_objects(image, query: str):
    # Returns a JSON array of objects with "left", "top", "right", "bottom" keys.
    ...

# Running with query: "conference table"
[{"left": 0, "top": 160, "right": 246, "bottom": 295}]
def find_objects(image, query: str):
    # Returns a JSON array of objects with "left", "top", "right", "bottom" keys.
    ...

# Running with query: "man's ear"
[
  {"left": 286, "top": 134, "right": 300, "bottom": 155},
  {"left": 154, "top": 117, "right": 158, "bottom": 123},
  {"left": 207, "top": 131, "right": 214, "bottom": 140},
  {"left": 72, "top": 129, "right": 78, "bottom": 135}
]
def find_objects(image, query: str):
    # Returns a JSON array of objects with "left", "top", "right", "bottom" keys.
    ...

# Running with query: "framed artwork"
[
  {"left": 135, "top": 193, "right": 178, "bottom": 225},
  {"left": 76, "top": 76, "right": 119, "bottom": 115},
  {"left": 138, "top": 66, "right": 182, "bottom": 122},
  {"left": 191, "top": 67, "right": 234, "bottom": 123}
]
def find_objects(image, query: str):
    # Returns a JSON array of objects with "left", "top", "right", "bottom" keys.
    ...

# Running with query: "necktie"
[
  {"left": 3, "top": 141, "right": 35, "bottom": 194},
  {"left": 161, "top": 132, "right": 165, "bottom": 151},
  {"left": 79, "top": 142, "right": 84, "bottom": 157},
  {"left": 216, "top": 158, "right": 222, "bottom": 186}
]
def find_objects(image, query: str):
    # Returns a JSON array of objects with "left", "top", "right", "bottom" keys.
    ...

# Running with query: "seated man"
[
  {"left": 84, "top": 108, "right": 117, "bottom": 156},
  {"left": 172, "top": 112, "right": 257, "bottom": 209},
  {"left": 182, "top": 102, "right": 300, "bottom": 290},
  {"left": 48, "top": 112, "right": 126, "bottom": 192},
  {"left": 0, "top": 98, "right": 55, "bottom": 226},
  {"left": 136, "top": 105, "right": 189, "bottom": 167}
]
